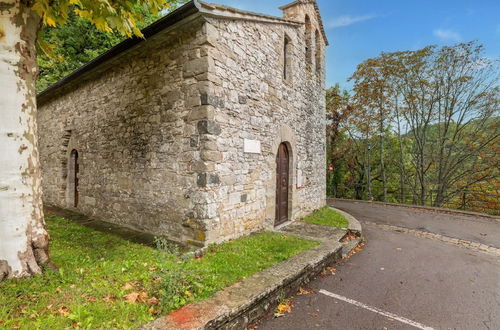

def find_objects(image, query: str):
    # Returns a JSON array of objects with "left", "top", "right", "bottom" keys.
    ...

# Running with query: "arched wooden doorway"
[
  {"left": 275, "top": 143, "right": 290, "bottom": 226},
  {"left": 69, "top": 149, "right": 79, "bottom": 207}
]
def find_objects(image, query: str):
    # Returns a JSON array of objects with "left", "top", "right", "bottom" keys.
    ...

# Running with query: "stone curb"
[
  {"left": 139, "top": 211, "right": 363, "bottom": 330},
  {"left": 330, "top": 206, "right": 362, "bottom": 235},
  {"left": 364, "top": 221, "right": 500, "bottom": 257},
  {"left": 329, "top": 198, "right": 500, "bottom": 221}
]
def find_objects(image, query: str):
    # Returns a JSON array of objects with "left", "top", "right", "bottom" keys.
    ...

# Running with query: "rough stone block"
[
  {"left": 238, "top": 95, "right": 247, "bottom": 104},
  {"left": 197, "top": 120, "right": 222, "bottom": 135},
  {"left": 197, "top": 173, "right": 220, "bottom": 187},
  {"left": 200, "top": 92, "right": 225, "bottom": 108},
  {"left": 240, "top": 194, "right": 248, "bottom": 203},
  {"left": 201, "top": 150, "right": 222, "bottom": 162}
]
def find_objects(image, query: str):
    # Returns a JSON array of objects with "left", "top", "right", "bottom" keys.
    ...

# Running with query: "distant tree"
[
  {"left": 350, "top": 56, "right": 394, "bottom": 201},
  {"left": 386, "top": 42, "right": 499, "bottom": 206},
  {"left": 0, "top": 0, "right": 179, "bottom": 281},
  {"left": 325, "top": 84, "right": 354, "bottom": 197}
]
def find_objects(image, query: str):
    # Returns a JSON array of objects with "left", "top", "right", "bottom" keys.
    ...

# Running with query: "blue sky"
[{"left": 215, "top": 0, "right": 500, "bottom": 89}]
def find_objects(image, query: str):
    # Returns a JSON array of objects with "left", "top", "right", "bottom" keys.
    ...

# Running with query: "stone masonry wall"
[
  {"left": 38, "top": 16, "right": 215, "bottom": 246},
  {"left": 37, "top": 1, "right": 328, "bottom": 246},
  {"left": 200, "top": 4, "right": 327, "bottom": 242}
]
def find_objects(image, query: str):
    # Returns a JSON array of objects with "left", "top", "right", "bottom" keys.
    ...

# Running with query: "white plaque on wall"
[{"left": 244, "top": 139, "right": 261, "bottom": 154}]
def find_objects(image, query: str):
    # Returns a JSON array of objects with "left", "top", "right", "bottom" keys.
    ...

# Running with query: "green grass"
[
  {"left": 0, "top": 216, "right": 318, "bottom": 329},
  {"left": 302, "top": 207, "right": 349, "bottom": 229}
]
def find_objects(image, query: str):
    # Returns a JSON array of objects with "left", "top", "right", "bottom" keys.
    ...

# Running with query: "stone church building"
[{"left": 37, "top": 0, "right": 328, "bottom": 247}]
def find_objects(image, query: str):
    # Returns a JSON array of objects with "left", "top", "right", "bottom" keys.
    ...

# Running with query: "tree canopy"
[
  {"left": 327, "top": 42, "right": 499, "bottom": 213},
  {"left": 36, "top": 1, "right": 184, "bottom": 92}
]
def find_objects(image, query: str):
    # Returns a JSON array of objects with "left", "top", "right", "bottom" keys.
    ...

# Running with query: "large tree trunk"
[{"left": 0, "top": 1, "right": 53, "bottom": 280}]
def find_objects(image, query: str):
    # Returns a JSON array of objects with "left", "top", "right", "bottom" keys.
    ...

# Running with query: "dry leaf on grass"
[
  {"left": 124, "top": 291, "right": 148, "bottom": 304},
  {"left": 122, "top": 282, "right": 134, "bottom": 290},
  {"left": 148, "top": 307, "right": 161, "bottom": 316},
  {"left": 147, "top": 297, "right": 160, "bottom": 306},
  {"left": 72, "top": 322, "right": 79, "bottom": 328},
  {"left": 56, "top": 306, "right": 70, "bottom": 316},
  {"left": 103, "top": 294, "right": 117, "bottom": 302}
]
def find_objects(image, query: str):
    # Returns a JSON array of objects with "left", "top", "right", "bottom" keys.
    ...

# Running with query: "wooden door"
[{"left": 275, "top": 143, "right": 289, "bottom": 226}]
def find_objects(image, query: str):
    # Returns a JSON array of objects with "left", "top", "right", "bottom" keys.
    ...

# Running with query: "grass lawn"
[
  {"left": 0, "top": 216, "right": 318, "bottom": 329},
  {"left": 302, "top": 207, "right": 349, "bottom": 229}
]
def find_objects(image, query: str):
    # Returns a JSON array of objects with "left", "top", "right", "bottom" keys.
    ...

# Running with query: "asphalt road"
[{"left": 256, "top": 201, "right": 500, "bottom": 330}]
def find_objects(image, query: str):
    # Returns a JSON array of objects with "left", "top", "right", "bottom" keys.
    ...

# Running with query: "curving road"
[{"left": 256, "top": 200, "right": 500, "bottom": 330}]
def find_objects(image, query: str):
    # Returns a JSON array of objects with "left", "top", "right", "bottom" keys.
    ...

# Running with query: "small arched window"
[
  {"left": 315, "top": 29, "right": 322, "bottom": 76},
  {"left": 304, "top": 15, "right": 312, "bottom": 70},
  {"left": 283, "top": 34, "right": 292, "bottom": 81}
]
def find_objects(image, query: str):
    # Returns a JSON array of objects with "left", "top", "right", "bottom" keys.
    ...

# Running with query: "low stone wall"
[{"left": 141, "top": 211, "right": 364, "bottom": 330}]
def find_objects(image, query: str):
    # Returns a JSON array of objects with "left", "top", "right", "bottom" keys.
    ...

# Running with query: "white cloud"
[
  {"left": 433, "top": 29, "right": 462, "bottom": 42},
  {"left": 328, "top": 14, "right": 377, "bottom": 29}
]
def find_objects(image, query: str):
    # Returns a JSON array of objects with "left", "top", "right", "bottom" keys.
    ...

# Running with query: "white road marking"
[{"left": 319, "top": 289, "right": 435, "bottom": 330}]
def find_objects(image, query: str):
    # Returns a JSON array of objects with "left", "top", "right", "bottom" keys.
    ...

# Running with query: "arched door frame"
[{"left": 265, "top": 125, "right": 297, "bottom": 228}]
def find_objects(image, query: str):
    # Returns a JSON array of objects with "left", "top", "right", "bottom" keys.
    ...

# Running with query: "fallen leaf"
[
  {"left": 396, "top": 248, "right": 402, "bottom": 251},
  {"left": 139, "top": 292, "right": 148, "bottom": 301},
  {"left": 124, "top": 291, "right": 148, "bottom": 303},
  {"left": 103, "top": 294, "right": 117, "bottom": 302},
  {"left": 147, "top": 297, "right": 160, "bottom": 306},
  {"left": 122, "top": 283, "right": 134, "bottom": 290},
  {"left": 57, "top": 306, "right": 70, "bottom": 316},
  {"left": 298, "top": 287, "right": 313, "bottom": 295},
  {"left": 124, "top": 292, "right": 140, "bottom": 303},
  {"left": 326, "top": 267, "right": 336, "bottom": 275},
  {"left": 72, "top": 321, "right": 79, "bottom": 328},
  {"left": 149, "top": 266, "right": 157, "bottom": 271},
  {"left": 87, "top": 297, "right": 96, "bottom": 303},
  {"left": 148, "top": 307, "right": 161, "bottom": 315},
  {"left": 29, "top": 313, "right": 36, "bottom": 319},
  {"left": 13, "top": 325, "right": 20, "bottom": 329},
  {"left": 274, "top": 300, "right": 292, "bottom": 317},
  {"left": 309, "top": 313, "right": 319, "bottom": 317}
]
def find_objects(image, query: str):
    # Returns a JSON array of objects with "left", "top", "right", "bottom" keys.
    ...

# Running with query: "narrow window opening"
[
  {"left": 69, "top": 149, "right": 79, "bottom": 207},
  {"left": 315, "top": 29, "right": 322, "bottom": 76},
  {"left": 304, "top": 15, "right": 312, "bottom": 70},
  {"left": 283, "top": 35, "right": 292, "bottom": 81}
]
